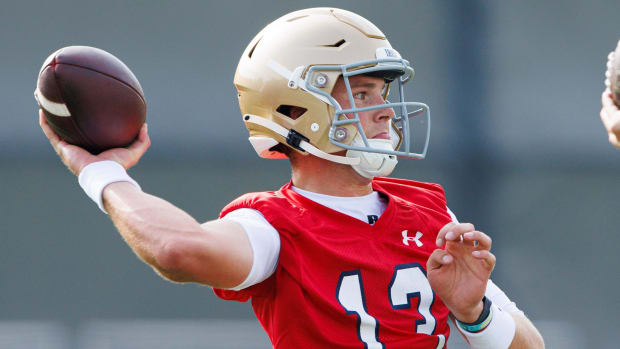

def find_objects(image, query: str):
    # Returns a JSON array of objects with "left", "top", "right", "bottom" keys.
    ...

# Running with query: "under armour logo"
[{"left": 402, "top": 230, "right": 423, "bottom": 247}]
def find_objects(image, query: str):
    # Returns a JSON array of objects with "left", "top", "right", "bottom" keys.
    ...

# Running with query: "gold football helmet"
[{"left": 234, "top": 8, "right": 430, "bottom": 178}]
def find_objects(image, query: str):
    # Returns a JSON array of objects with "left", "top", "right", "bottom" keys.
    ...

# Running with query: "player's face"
[{"left": 331, "top": 75, "right": 395, "bottom": 140}]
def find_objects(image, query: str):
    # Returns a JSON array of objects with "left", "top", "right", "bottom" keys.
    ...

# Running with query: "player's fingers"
[
  {"left": 436, "top": 222, "right": 456, "bottom": 246},
  {"left": 602, "top": 89, "right": 619, "bottom": 114},
  {"left": 437, "top": 222, "right": 476, "bottom": 246},
  {"left": 140, "top": 123, "right": 149, "bottom": 141},
  {"left": 39, "top": 110, "right": 74, "bottom": 162},
  {"left": 127, "top": 124, "right": 150, "bottom": 154},
  {"left": 39, "top": 110, "right": 62, "bottom": 147},
  {"left": 601, "top": 111, "right": 618, "bottom": 136},
  {"left": 602, "top": 89, "right": 613, "bottom": 105},
  {"left": 472, "top": 250, "right": 496, "bottom": 271},
  {"left": 602, "top": 109, "right": 620, "bottom": 136},
  {"left": 427, "top": 249, "right": 453, "bottom": 271},
  {"left": 118, "top": 124, "right": 150, "bottom": 169},
  {"left": 600, "top": 91, "right": 620, "bottom": 132},
  {"left": 463, "top": 231, "right": 492, "bottom": 250},
  {"left": 600, "top": 107, "right": 610, "bottom": 129},
  {"left": 609, "top": 133, "right": 620, "bottom": 148},
  {"left": 444, "top": 223, "right": 475, "bottom": 242},
  {"left": 139, "top": 123, "right": 150, "bottom": 147}
]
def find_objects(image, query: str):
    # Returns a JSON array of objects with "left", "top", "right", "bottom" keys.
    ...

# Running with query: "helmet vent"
[
  {"left": 276, "top": 105, "right": 307, "bottom": 120},
  {"left": 320, "top": 39, "right": 346, "bottom": 48},
  {"left": 248, "top": 37, "right": 262, "bottom": 59}
]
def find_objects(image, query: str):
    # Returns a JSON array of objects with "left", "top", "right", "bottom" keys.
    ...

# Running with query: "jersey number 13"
[{"left": 336, "top": 263, "right": 446, "bottom": 349}]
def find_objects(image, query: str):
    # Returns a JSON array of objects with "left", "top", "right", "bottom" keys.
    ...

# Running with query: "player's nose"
[{"left": 374, "top": 99, "right": 395, "bottom": 123}]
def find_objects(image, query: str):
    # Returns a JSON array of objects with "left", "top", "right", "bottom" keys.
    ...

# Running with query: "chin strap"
[
  {"left": 244, "top": 114, "right": 360, "bottom": 165},
  {"left": 244, "top": 114, "right": 400, "bottom": 178},
  {"left": 346, "top": 134, "right": 398, "bottom": 179}
]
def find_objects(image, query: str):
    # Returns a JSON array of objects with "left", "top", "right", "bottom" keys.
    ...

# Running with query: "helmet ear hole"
[{"left": 276, "top": 105, "right": 307, "bottom": 120}]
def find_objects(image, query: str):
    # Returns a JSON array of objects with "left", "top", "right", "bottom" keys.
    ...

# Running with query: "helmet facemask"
[{"left": 301, "top": 51, "right": 431, "bottom": 177}]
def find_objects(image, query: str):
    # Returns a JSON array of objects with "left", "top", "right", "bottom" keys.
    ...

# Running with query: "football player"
[
  {"left": 601, "top": 88, "right": 620, "bottom": 148},
  {"left": 602, "top": 40, "right": 620, "bottom": 149},
  {"left": 39, "top": 8, "right": 544, "bottom": 349}
]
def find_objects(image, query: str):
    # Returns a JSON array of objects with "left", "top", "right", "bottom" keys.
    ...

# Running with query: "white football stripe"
[{"left": 34, "top": 88, "right": 71, "bottom": 117}]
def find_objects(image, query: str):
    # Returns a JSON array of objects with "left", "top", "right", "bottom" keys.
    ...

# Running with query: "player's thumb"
[{"left": 427, "top": 249, "right": 453, "bottom": 271}]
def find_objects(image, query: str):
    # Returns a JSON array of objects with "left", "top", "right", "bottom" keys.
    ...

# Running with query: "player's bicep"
[
  {"left": 168, "top": 208, "right": 280, "bottom": 289},
  {"left": 190, "top": 218, "right": 255, "bottom": 288}
]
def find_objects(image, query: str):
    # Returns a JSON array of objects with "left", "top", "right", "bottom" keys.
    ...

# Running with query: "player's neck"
[{"left": 290, "top": 154, "right": 373, "bottom": 197}]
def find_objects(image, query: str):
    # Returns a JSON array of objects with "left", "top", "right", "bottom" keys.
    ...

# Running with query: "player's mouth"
[{"left": 372, "top": 132, "right": 390, "bottom": 140}]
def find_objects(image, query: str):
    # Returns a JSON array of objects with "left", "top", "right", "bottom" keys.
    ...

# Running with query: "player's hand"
[
  {"left": 601, "top": 88, "right": 620, "bottom": 149},
  {"left": 39, "top": 109, "right": 151, "bottom": 176},
  {"left": 427, "top": 222, "right": 495, "bottom": 323}
]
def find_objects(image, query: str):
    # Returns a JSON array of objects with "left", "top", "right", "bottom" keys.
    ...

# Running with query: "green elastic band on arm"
[{"left": 456, "top": 296, "right": 493, "bottom": 333}]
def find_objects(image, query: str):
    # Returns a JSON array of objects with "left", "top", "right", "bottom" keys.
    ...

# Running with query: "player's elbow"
[
  {"left": 518, "top": 329, "right": 545, "bottom": 349},
  {"left": 511, "top": 313, "right": 546, "bottom": 349},
  {"left": 155, "top": 237, "right": 200, "bottom": 283},
  {"left": 524, "top": 318, "right": 545, "bottom": 349},
  {"left": 151, "top": 226, "right": 250, "bottom": 288},
  {"left": 531, "top": 331, "right": 545, "bottom": 349}
]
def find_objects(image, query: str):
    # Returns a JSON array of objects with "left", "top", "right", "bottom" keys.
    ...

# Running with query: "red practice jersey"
[{"left": 214, "top": 177, "right": 454, "bottom": 348}]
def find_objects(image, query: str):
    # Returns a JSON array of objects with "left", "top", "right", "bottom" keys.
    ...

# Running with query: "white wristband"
[
  {"left": 78, "top": 160, "right": 141, "bottom": 214},
  {"left": 456, "top": 303, "right": 516, "bottom": 349}
]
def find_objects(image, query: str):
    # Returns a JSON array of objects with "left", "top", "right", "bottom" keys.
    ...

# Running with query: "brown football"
[
  {"left": 607, "top": 40, "right": 620, "bottom": 107},
  {"left": 35, "top": 46, "right": 146, "bottom": 154}
]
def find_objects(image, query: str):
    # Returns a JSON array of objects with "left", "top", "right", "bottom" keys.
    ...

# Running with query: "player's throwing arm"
[{"left": 36, "top": 47, "right": 255, "bottom": 289}]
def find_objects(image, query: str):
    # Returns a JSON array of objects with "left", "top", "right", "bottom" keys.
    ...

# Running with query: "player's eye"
[{"left": 353, "top": 92, "right": 367, "bottom": 100}]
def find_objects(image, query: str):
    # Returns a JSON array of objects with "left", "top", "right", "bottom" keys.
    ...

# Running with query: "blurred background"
[{"left": 2, "top": 0, "right": 619, "bottom": 348}]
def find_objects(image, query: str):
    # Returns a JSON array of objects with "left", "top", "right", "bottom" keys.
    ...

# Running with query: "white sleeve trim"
[
  {"left": 446, "top": 206, "right": 459, "bottom": 223},
  {"left": 485, "top": 279, "right": 524, "bottom": 316},
  {"left": 220, "top": 208, "right": 280, "bottom": 291}
]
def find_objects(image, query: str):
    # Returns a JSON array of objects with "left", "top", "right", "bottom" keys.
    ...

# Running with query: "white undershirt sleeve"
[
  {"left": 485, "top": 279, "right": 524, "bottom": 315},
  {"left": 446, "top": 206, "right": 459, "bottom": 223},
  {"left": 220, "top": 208, "right": 281, "bottom": 291}
]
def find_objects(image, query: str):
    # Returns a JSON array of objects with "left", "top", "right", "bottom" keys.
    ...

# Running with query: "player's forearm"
[
  {"left": 508, "top": 313, "right": 545, "bottom": 349},
  {"left": 101, "top": 181, "right": 204, "bottom": 279}
]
